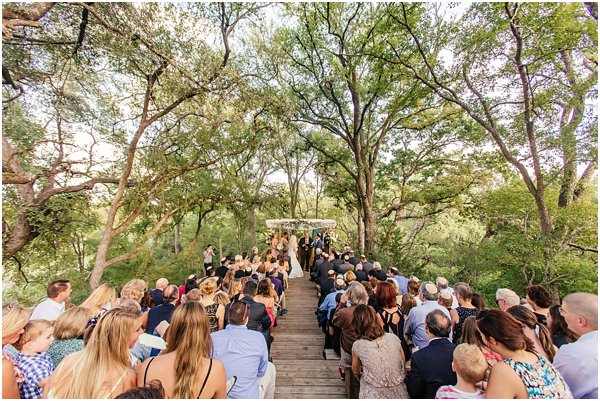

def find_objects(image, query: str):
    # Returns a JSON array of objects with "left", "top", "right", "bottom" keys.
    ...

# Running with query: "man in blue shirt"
[
  {"left": 389, "top": 267, "right": 409, "bottom": 295},
  {"left": 212, "top": 301, "right": 276, "bottom": 399}
]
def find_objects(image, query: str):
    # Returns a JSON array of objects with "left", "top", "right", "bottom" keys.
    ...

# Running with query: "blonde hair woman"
[
  {"left": 136, "top": 301, "right": 226, "bottom": 398},
  {"left": 47, "top": 307, "right": 94, "bottom": 367},
  {"left": 80, "top": 284, "right": 116, "bottom": 317},
  {"left": 120, "top": 279, "right": 149, "bottom": 329},
  {"left": 185, "top": 289, "right": 201, "bottom": 302},
  {"left": 213, "top": 291, "right": 230, "bottom": 307},
  {"left": 199, "top": 279, "right": 225, "bottom": 332},
  {"left": 2, "top": 302, "right": 31, "bottom": 398},
  {"left": 43, "top": 308, "right": 144, "bottom": 398},
  {"left": 227, "top": 278, "right": 244, "bottom": 302},
  {"left": 222, "top": 269, "right": 236, "bottom": 294}
]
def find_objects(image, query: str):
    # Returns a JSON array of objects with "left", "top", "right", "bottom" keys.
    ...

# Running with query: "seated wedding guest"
[
  {"left": 3, "top": 302, "right": 31, "bottom": 399},
  {"left": 16, "top": 320, "right": 55, "bottom": 399},
  {"left": 354, "top": 264, "right": 368, "bottom": 283},
  {"left": 320, "top": 277, "right": 347, "bottom": 317},
  {"left": 434, "top": 344, "right": 487, "bottom": 399},
  {"left": 547, "top": 304, "right": 578, "bottom": 348},
  {"left": 140, "top": 291, "right": 155, "bottom": 313},
  {"left": 554, "top": 292, "right": 598, "bottom": 399},
  {"left": 506, "top": 305, "right": 556, "bottom": 362},
  {"left": 438, "top": 292, "right": 453, "bottom": 313},
  {"left": 145, "top": 285, "right": 178, "bottom": 335},
  {"left": 47, "top": 307, "right": 93, "bottom": 367},
  {"left": 184, "top": 288, "right": 201, "bottom": 302},
  {"left": 227, "top": 281, "right": 272, "bottom": 345},
  {"left": 407, "top": 310, "right": 457, "bottom": 398},
  {"left": 525, "top": 285, "right": 551, "bottom": 326},
  {"left": 400, "top": 294, "right": 417, "bottom": 319},
  {"left": 475, "top": 309, "right": 571, "bottom": 399},
  {"left": 116, "top": 380, "right": 165, "bottom": 399},
  {"left": 199, "top": 278, "right": 225, "bottom": 333},
  {"left": 319, "top": 270, "right": 336, "bottom": 305},
  {"left": 227, "top": 277, "right": 244, "bottom": 302},
  {"left": 352, "top": 304, "right": 409, "bottom": 399},
  {"left": 80, "top": 284, "right": 116, "bottom": 319},
  {"left": 43, "top": 308, "right": 144, "bottom": 398},
  {"left": 212, "top": 301, "right": 276, "bottom": 399},
  {"left": 150, "top": 278, "right": 168, "bottom": 306},
  {"left": 136, "top": 302, "right": 226, "bottom": 398},
  {"left": 368, "top": 262, "right": 387, "bottom": 281},
  {"left": 30, "top": 280, "right": 72, "bottom": 321},
  {"left": 254, "top": 278, "right": 279, "bottom": 329}
]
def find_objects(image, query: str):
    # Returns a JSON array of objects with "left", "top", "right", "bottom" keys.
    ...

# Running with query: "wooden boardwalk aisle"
[{"left": 271, "top": 275, "right": 347, "bottom": 399}]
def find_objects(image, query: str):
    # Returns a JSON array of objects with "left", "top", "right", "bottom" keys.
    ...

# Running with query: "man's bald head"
[{"left": 563, "top": 292, "right": 598, "bottom": 334}]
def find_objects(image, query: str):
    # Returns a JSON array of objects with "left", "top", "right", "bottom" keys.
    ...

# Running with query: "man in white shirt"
[
  {"left": 553, "top": 292, "right": 598, "bottom": 399},
  {"left": 29, "top": 280, "right": 72, "bottom": 321}
]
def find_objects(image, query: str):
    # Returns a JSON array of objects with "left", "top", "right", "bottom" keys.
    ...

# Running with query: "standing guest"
[
  {"left": 319, "top": 270, "right": 337, "bottom": 306},
  {"left": 281, "top": 233, "right": 289, "bottom": 250},
  {"left": 337, "top": 255, "right": 353, "bottom": 274},
  {"left": 525, "top": 285, "right": 552, "bottom": 326},
  {"left": 80, "top": 284, "right": 116, "bottom": 320},
  {"left": 43, "top": 308, "right": 144, "bottom": 398},
  {"left": 199, "top": 278, "right": 225, "bottom": 333},
  {"left": 145, "top": 285, "right": 178, "bottom": 335},
  {"left": 400, "top": 294, "right": 417, "bottom": 319},
  {"left": 351, "top": 304, "right": 409, "bottom": 399},
  {"left": 547, "top": 304, "right": 578, "bottom": 348},
  {"left": 136, "top": 302, "right": 226, "bottom": 398},
  {"left": 553, "top": 292, "right": 598, "bottom": 399},
  {"left": 254, "top": 279, "right": 278, "bottom": 329},
  {"left": 388, "top": 267, "right": 409, "bottom": 295},
  {"left": 434, "top": 344, "right": 487, "bottom": 399},
  {"left": 16, "top": 320, "right": 55, "bottom": 399},
  {"left": 47, "top": 307, "right": 93, "bottom": 367},
  {"left": 3, "top": 302, "right": 31, "bottom": 399},
  {"left": 150, "top": 278, "right": 168, "bottom": 306},
  {"left": 495, "top": 288, "right": 520, "bottom": 311},
  {"left": 212, "top": 301, "right": 276, "bottom": 399},
  {"left": 406, "top": 310, "right": 457, "bottom": 398},
  {"left": 475, "top": 309, "right": 571, "bottom": 399},
  {"left": 404, "top": 282, "right": 451, "bottom": 350},
  {"left": 29, "top": 280, "right": 72, "bottom": 321},
  {"left": 347, "top": 251, "right": 360, "bottom": 267},
  {"left": 408, "top": 278, "right": 422, "bottom": 307},
  {"left": 270, "top": 233, "right": 279, "bottom": 260},
  {"left": 438, "top": 292, "right": 453, "bottom": 313},
  {"left": 359, "top": 255, "right": 373, "bottom": 275},
  {"left": 354, "top": 263, "right": 367, "bottom": 283},
  {"left": 317, "top": 254, "right": 333, "bottom": 286},
  {"left": 459, "top": 316, "right": 502, "bottom": 389},
  {"left": 375, "top": 281, "right": 411, "bottom": 359},
  {"left": 314, "top": 233, "right": 323, "bottom": 252},
  {"left": 368, "top": 262, "right": 387, "bottom": 281},
  {"left": 506, "top": 305, "right": 556, "bottom": 362},
  {"left": 215, "top": 257, "right": 231, "bottom": 279},
  {"left": 436, "top": 277, "right": 458, "bottom": 309},
  {"left": 470, "top": 293, "right": 485, "bottom": 310},
  {"left": 204, "top": 244, "right": 215, "bottom": 270},
  {"left": 330, "top": 282, "right": 370, "bottom": 369},
  {"left": 450, "top": 282, "right": 479, "bottom": 345}
]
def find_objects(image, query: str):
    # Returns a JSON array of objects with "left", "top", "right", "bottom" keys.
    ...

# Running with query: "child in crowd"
[
  {"left": 16, "top": 320, "right": 55, "bottom": 399},
  {"left": 435, "top": 344, "right": 487, "bottom": 399}
]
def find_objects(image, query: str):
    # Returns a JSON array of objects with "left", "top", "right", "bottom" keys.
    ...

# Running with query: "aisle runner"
[{"left": 271, "top": 276, "right": 347, "bottom": 399}]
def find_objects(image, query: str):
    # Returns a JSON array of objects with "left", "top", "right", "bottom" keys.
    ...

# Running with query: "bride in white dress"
[{"left": 287, "top": 235, "right": 304, "bottom": 279}]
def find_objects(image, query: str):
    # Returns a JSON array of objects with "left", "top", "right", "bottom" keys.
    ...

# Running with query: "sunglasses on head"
[{"left": 232, "top": 300, "right": 250, "bottom": 321}]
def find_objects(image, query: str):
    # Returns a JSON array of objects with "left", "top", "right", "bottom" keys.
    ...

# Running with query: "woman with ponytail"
[
  {"left": 507, "top": 305, "right": 557, "bottom": 362},
  {"left": 136, "top": 301, "right": 226, "bottom": 398},
  {"left": 476, "top": 309, "right": 571, "bottom": 399}
]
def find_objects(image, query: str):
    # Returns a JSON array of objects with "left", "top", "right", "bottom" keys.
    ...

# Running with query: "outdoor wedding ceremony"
[{"left": 2, "top": 2, "right": 598, "bottom": 400}]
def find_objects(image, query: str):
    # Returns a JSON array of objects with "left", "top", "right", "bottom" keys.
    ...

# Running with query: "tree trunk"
[
  {"left": 356, "top": 204, "right": 364, "bottom": 253},
  {"left": 248, "top": 206, "right": 256, "bottom": 245},
  {"left": 174, "top": 223, "right": 180, "bottom": 254}
]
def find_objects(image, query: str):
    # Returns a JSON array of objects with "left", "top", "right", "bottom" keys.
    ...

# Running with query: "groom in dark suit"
[
  {"left": 322, "top": 228, "right": 331, "bottom": 254},
  {"left": 298, "top": 231, "right": 313, "bottom": 272}
]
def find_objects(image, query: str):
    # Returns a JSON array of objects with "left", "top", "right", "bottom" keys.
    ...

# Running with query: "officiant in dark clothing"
[{"left": 298, "top": 231, "right": 313, "bottom": 272}]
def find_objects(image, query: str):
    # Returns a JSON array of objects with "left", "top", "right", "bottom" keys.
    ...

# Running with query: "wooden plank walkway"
[{"left": 271, "top": 275, "right": 347, "bottom": 399}]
